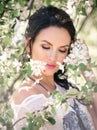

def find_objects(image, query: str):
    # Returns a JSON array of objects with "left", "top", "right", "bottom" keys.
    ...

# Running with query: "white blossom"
[
  {"left": 43, "top": 101, "right": 54, "bottom": 107},
  {"left": 12, "top": 21, "right": 27, "bottom": 46},
  {"left": 13, "top": 59, "right": 22, "bottom": 72},
  {"left": 30, "top": 59, "right": 46, "bottom": 77},
  {"left": 64, "top": 39, "right": 89, "bottom": 66},
  {"left": 0, "top": 52, "right": 8, "bottom": 61},
  {"left": 56, "top": 61, "right": 64, "bottom": 73},
  {"left": 32, "top": 77, "right": 43, "bottom": 86},
  {"left": 0, "top": 48, "right": 14, "bottom": 62},
  {"left": 84, "top": 70, "right": 94, "bottom": 78}
]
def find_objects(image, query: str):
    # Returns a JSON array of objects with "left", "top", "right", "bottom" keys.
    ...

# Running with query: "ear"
[{"left": 25, "top": 37, "right": 31, "bottom": 54}]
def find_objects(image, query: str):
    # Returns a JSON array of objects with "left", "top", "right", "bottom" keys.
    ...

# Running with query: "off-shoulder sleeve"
[{"left": 11, "top": 94, "right": 48, "bottom": 130}]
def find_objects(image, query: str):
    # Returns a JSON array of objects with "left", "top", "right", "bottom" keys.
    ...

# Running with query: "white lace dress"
[{"left": 11, "top": 84, "right": 95, "bottom": 130}]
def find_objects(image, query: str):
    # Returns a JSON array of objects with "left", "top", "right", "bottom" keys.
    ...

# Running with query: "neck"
[
  {"left": 31, "top": 74, "right": 56, "bottom": 93},
  {"left": 40, "top": 75, "right": 55, "bottom": 92},
  {"left": 42, "top": 75, "right": 54, "bottom": 84}
]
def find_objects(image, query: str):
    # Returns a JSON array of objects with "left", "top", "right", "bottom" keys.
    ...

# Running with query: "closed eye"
[
  {"left": 59, "top": 48, "right": 68, "bottom": 53},
  {"left": 41, "top": 45, "right": 50, "bottom": 49}
]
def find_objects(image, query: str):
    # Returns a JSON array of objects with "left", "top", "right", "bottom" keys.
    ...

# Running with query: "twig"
[
  {"left": 27, "top": 0, "right": 35, "bottom": 10},
  {"left": 12, "top": 116, "right": 26, "bottom": 128}
]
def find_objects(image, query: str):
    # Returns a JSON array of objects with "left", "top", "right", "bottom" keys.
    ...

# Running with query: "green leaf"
[
  {"left": 66, "top": 88, "right": 78, "bottom": 97},
  {"left": 81, "top": 7, "right": 87, "bottom": 16},
  {"left": 22, "top": 127, "right": 27, "bottom": 130},
  {"left": 52, "top": 90, "right": 60, "bottom": 98},
  {"left": 18, "top": 0, "right": 27, "bottom": 6},
  {"left": 28, "top": 118, "right": 34, "bottom": 130},
  {"left": 21, "top": 62, "right": 32, "bottom": 77},
  {"left": 0, "top": 2, "right": 4, "bottom": 14},
  {"left": 67, "top": 64, "right": 77, "bottom": 70},
  {"left": 47, "top": 117, "right": 56, "bottom": 125},
  {"left": 0, "top": 116, "right": 5, "bottom": 125},
  {"left": 45, "top": 0, "right": 52, "bottom": 5},
  {"left": 35, "top": 116, "right": 45, "bottom": 126},
  {"left": 83, "top": 94, "right": 93, "bottom": 104},
  {"left": 2, "top": 36, "right": 12, "bottom": 45},
  {"left": 59, "top": 0, "right": 65, "bottom": 2},
  {"left": 94, "top": 86, "right": 97, "bottom": 92},
  {"left": 86, "top": 81, "right": 94, "bottom": 89},
  {"left": 51, "top": 106, "right": 56, "bottom": 114},
  {"left": 79, "top": 63, "right": 87, "bottom": 71},
  {"left": 6, "top": 1, "right": 14, "bottom": 8},
  {"left": 9, "top": 9, "right": 20, "bottom": 19},
  {"left": 81, "top": 85, "right": 88, "bottom": 92},
  {"left": 94, "top": 0, "right": 97, "bottom": 7}
]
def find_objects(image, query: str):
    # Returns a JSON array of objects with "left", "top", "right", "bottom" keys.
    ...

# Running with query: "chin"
[{"left": 42, "top": 69, "right": 58, "bottom": 77}]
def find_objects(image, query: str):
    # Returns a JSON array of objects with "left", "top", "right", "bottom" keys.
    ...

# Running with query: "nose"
[{"left": 48, "top": 50, "right": 57, "bottom": 62}]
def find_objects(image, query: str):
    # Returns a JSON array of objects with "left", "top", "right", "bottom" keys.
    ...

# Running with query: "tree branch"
[
  {"left": 27, "top": 0, "right": 35, "bottom": 10},
  {"left": 27, "top": 0, "right": 35, "bottom": 18},
  {"left": 0, "top": 74, "right": 21, "bottom": 103},
  {"left": 77, "top": 7, "right": 96, "bottom": 34}
]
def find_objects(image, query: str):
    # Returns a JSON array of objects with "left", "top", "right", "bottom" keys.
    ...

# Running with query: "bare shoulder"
[{"left": 12, "top": 79, "right": 39, "bottom": 105}]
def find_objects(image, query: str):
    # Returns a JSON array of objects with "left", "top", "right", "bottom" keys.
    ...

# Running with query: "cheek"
[
  {"left": 58, "top": 54, "right": 68, "bottom": 63},
  {"left": 32, "top": 48, "right": 46, "bottom": 60}
]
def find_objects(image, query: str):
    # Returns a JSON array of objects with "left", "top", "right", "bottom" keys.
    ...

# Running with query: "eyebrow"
[{"left": 41, "top": 40, "right": 70, "bottom": 47}]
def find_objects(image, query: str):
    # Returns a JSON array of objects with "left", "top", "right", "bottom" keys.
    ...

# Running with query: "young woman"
[{"left": 11, "top": 6, "right": 97, "bottom": 130}]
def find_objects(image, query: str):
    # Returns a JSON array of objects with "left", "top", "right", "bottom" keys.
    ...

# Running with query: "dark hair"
[{"left": 25, "top": 5, "right": 76, "bottom": 90}]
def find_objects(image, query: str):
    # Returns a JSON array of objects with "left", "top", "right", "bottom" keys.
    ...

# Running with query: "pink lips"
[{"left": 46, "top": 64, "right": 56, "bottom": 69}]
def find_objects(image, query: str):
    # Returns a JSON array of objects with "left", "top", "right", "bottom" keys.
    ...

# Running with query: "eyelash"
[
  {"left": 59, "top": 49, "right": 68, "bottom": 53},
  {"left": 41, "top": 45, "right": 50, "bottom": 49},
  {"left": 41, "top": 45, "right": 68, "bottom": 53}
]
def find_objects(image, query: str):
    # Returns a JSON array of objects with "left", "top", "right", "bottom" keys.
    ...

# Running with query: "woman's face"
[{"left": 31, "top": 26, "right": 71, "bottom": 76}]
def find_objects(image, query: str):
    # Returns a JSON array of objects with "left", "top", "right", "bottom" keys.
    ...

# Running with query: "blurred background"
[{"left": 78, "top": 8, "right": 97, "bottom": 77}]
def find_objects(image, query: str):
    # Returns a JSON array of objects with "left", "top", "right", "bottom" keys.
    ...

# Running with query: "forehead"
[{"left": 34, "top": 26, "right": 71, "bottom": 46}]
